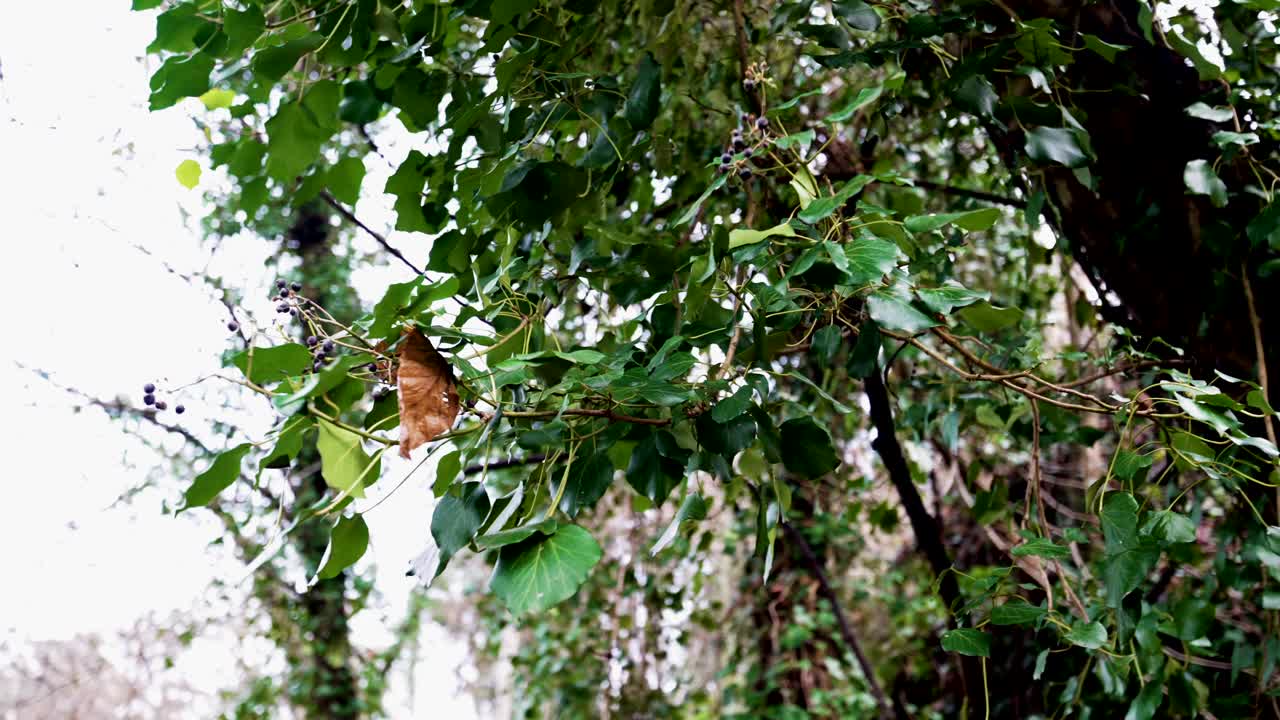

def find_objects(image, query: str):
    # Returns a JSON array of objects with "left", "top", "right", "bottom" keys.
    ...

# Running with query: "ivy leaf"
[
  {"left": 1025, "top": 127, "right": 1090, "bottom": 168},
  {"left": 252, "top": 33, "right": 324, "bottom": 83},
  {"left": 1184, "top": 102, "right": 1234, "bottom": 123},
  {"left": 958, "top": 301, "right": 1022, "bottom": 332},
  {"left": 1247, "top": 202, "right": 1280, "bottom": 249},
  {"left": 1142, "top": 510, "right": 1197, "bottom": 545},
  {"left": 623, "top": 53, "right": 662, "bottom": 130},
  {"left": 1184, "top": 159, "right": 1228, "bottom": 207},
  {"left": 626, "top": 431, "right": 684, "bottom": 505},
  {"left": 231, "top": 344, "right": 311, "bottom": 386},
  {"left": 397, "top": 329, "right": 460, "bottom": 459},
  {"left": 940, "top": 628, "right": 990, "bottom": 657},
  {"left": 674, "top": 174, "right": 727, "bottom": 226},
  {"left": 797, "top": 175, "right": 874, "bottom": 224},
  {"left": 828, "top": 86, "right": 881, "bottom": 122},
  {"left": 316, "top": 419, "right": 375, "bottom": 499},
  {"left": 1082, "top": 34, "right": 1129, "bottom": 62},
  {"left": 259, "top": 417, "right": 312, "bottom": 473},
  {"left": 175, "top": 159, "right": 202, "bottom": 189},
  {"left": 954, "top": 74, "right": 998, "bottom": 119},
  {"left": 843, "top": 235, "right": 901, "bottom": 285},
  {"left": 1100, "top": 492, "right": 1159, "bottom": 607},
  {"left": 559, "top": 452, "right": 616, "bottom": 517},
  {"left": 651, "top": 492, "right": 708, "bottom": 555},
  {"left": 1011, "top": 537, "right": 1071, "bottom": 560},
  {"left": 489, "top": 525, "right": 603, "bottom": 614},
  {"left": 867, "top": 286, "right": 938, "bottom": 333},
  {"left": 832, "top": 0, "right": 881, "bottom": 31},
  {"left": 1065, "top": 621, "right": 1109, "bottom": 649},
  {"left": 315, "top": 514, "right": 369, "bottom": 581},
  {"left": 729, "top": 221, "right": 798, "bottom": 249},
  {"left": 1213, "top": 131, "right": 1259, "bottom": 148},
  {"left": 712, "top": 386, "right": 754, "bottom": 423},
  {"left": 1124, "top": 674, "right": 1165, "bottom": 720},
  {"left": 327, "top": 156, "right": 366, "bottom": 205},
  {"left": 779, "top": 418, "right": 839, "bottom": 479},
  {"left": 431, "top": 482, "right": 491, "bottom": 572},
  {"left": 916, "top": 282, "right": 988, "bottom": 315},
  {"left": 265, "top": 99, "right": 333, "bottom": 182},
  {"left": 148, "top": 52, "right": 214, "bottom": 110},
  {"left": 991, "top": 599, "right": 1047, "bottom": 625},
  {"left": 198, "top": 88, "right": 235, "bottom": 110},
  {"left": 181, "top": 444, "right": 252, "bottom": 511},
  {"left": 904, "top": 208, "right": 1001, "bottom": 234}
]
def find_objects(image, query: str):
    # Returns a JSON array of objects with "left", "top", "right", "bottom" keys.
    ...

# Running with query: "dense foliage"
[{"left": 136, "top": 0, "right": 1280, "bottom": 716}]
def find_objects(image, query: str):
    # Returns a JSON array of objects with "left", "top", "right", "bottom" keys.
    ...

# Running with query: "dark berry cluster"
[
  {"left": 717, "top": 113, "right": 770, "bottom": 179},
  {"left": 308, "top": 334, "right": 338, "bottom": 372},
  {"left": 142, "top": 382, "right": 185, "bottom": 414},
  {"left": 273, "top": 279, "right": 304, "bottom": 318}
]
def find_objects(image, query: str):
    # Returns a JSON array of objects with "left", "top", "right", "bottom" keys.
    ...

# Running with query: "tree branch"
[
  {"left": 320, "top": 191, "right": 422, "bottom": 275},
  {"left": 781, "top": 521, "right": 895, "bottom": 720}
]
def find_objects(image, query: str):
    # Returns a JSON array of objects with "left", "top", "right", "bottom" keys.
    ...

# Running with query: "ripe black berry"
[
  {"left": 718, "top": 163, "right": 730, "bottom": 174},
  {"left": 743, "top": 78, "right": 756, "bottom": 90},
  {"left": 227, "top": 321, "right": 239, "bottom": 332},
  {"left": 276, "top": 303, "right": 288, "bottom": 313},
  {"left": 143, "top": 394, "right": 156, "bottom": 406},
  {"left": 290, "top": 282, "right": 301, "bottom": 292},
  {"left": 175, "top": 405, "right": 186, "bottom": 414},
  {"left": 756, "top": 116, "right": 768, "bottom": 130},
  {"left": 322, "top": 340, "right": 336, "bottom": 353},
  {"left": 276, "top": 279, "right": 287, "bottom": 289},
  {"left": 306, "top": 336, "right": 318, "bottom": 346},
  {"left": 143, "top": 383, "right": 156, "bottom": 394},
  {"left": 733, "top": 138, "right": 746, "bottom": 151},
  {"left": 721, "top": 152, "right": 732, "bottom": 163},
  {"left": 154, "top": 400, "right": 168, "bottom": 411},
  {"left": 738, "top": 167, "right": 751, "bottom": 178},
  {"left": 289, "top": 308, "right": 299, "bottom": 317}
]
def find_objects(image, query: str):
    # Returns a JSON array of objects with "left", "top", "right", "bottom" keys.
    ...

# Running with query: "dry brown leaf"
[{"left": 397, "top": 328, "right": 459, "bottom": 459}]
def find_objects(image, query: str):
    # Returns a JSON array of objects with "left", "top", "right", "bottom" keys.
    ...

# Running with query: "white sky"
[{"left": 0, "top": 2, "right": 478, "bottom": 717}]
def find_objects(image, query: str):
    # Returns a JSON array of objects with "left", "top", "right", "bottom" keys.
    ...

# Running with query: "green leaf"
[
  {"left": 916, "top": 282, "right": 988, "bottom": 315},
  {"left": 797, "top": 175, "right": 874, "bottom": 224},
  {"left": 266, "top": 99, "right": 334, "bottom": 182},
  {"left": 729, "top": 221, "right": 798, "bottom": 249},
  {"left": 675, "top": 174, "right": 727, "bottom": 226},
  {"left": 259, "top": 417, "right": 312, "bottom": 472},
  {"left": 842, "top": 235, "right": 902, "bottom": 285},
  {"left": 712, "top": 386, "right": 754, "bottom": 423},
  {"left": 954, "top": 74, "right": 998, "bottom": 119},
  {"left": 1247, "top": 201, "right": 1280, "bottom": 249},
  {"left": 198, "top": 88, "right": 235, "bottom": 110},
  {"left": 181, "top": 444, "right": 252, "bottom": 510},
  {"left": 623, "top": 52, "right": 662, "bottom": 130},
  {"left": 315, "top": 514, "right": 369, "bottom": 580},
  {"left": 1184, "top": 102, "right": 1234, "bottom": 123},
  {"left": 490, "top": 0, "right": 539, "bottom": 26},
  {"left": 478, "top": 519, "right": 559, "bottom": 550},
  {"left": 1025, "top": 127, "right": 1090, "bottom": 168},
  {"left": 941, "top": 628, "right": 990, "bottom": 657},
  {"left": 1213, "top": 131, "right": 1259, "bottom": 148},
  {"left": 175, "top": 159, "right": 202, "bottom": 189},
  {"left": 779, "top": 418, "right": 839, "bottom": 479},
  {"left": 1142, "top": 510, "right": 1196, "bottom": 545},
  {"left": 867, "top": 286, "right": 938, "bottom": 333},
  {"left": 231, "top": 344, "right": 311, "bottom": 386},
  {"left": 1184, "top": 159, "right": 1228, "bottom": 207},
  {"left": 560, "top": 452, "right": 616, "bottom": 517},
  {"left": 991, "top": 599, "right": 1047, "bottom": 625},
  {"left": 252, "top": 33, "right": 323, "bottom": 83},
  {"left": 1124, "top": 673, "right": 1165, "bottom": 720},
  {"left": 149, "top": 52, "right": 215, "bottom": 110},
  {"left": 1011, "top": 537, "right": 1071, "bottom": 560},
  {"left": 651, "top": 492, "right": 708, "bottom": 555},
  {"left": 832, "top": 0, "right": 880, "bottom": 30},
  {"left": 1065, "top": 621, "right": 1109, "bottom": 649},
  {"left": 1082, "top": 34, "right": 1129, "bottom": 62},
  {"left": 489, "top": 524, "right": 603, "bottom": 614},
  {"left": 432, "top": 450, "right": 461, "bottom": 497},
  {"left": 773, "top": 130, "right": 815, "bottom": 153},
  {"left": 904, "top": 208, "right": 1001, "bottom": 234},
  {"left": 432, "top": 482, "right": 491, "bottom": 570},
  {"left": 1100, "top": 492, "right": 1159, "bottom": 607},
  {"left": 316, "top": 419, "right": 375, "bottom": 499},
  {"left": 828, "top": 86, "right": 881, "bottom": 122},
  {"left": 327, "top": 156, "right": 366, "bottom": 205},
  {"left": 958, "top": 301, "right": 1023, "bottom": 332},
  {"left": 626, "top": 431, "right": 684, "bottom": 505}
]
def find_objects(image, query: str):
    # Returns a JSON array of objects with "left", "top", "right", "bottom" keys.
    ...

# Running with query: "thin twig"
[
  {"left": 1241, "top": 265, "right": 1277, "bottom": 516},
  {"left": 320, "top": 191, "right": 422, "bottom": 275}
]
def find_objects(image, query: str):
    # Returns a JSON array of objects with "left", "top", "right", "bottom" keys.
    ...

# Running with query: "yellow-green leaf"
[
  {"left": 175, "top": 159, "right": 202, "bottom": 189},
  {"left": 199, "top": 88, "right": 236, "bottom": 110}
]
